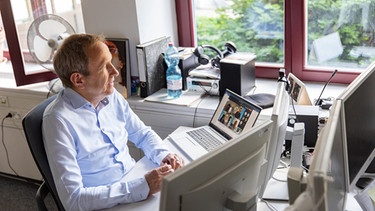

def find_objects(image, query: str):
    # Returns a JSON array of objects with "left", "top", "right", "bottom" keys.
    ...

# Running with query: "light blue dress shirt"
[{"left": 42, "top": 88, "right": 171, "bottom": 211}]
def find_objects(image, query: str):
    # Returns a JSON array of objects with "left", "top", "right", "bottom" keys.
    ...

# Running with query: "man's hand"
[
  {"left": 161, "top": 153, "right": 184, "bottom": 170},
  {"left": 145, "top": 165, "right": 174, "bottom": 196}
]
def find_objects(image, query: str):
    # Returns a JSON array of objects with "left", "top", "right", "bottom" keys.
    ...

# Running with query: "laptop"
[{"left": 169, "top": 89, "right": 262, "bottom": 160}]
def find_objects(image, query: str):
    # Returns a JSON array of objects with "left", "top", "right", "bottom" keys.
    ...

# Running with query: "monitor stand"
[
  {"left": 287, "top": 167, "right": 307, "bottom": 205},
  {"left": 289, "top": 123, "right": 305, "bottom": 168},
  {"left": 225, "top": 191, "right": 257, "bottom": 211}
]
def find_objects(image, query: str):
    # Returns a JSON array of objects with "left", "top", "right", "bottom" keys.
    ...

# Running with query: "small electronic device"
[
  {"left": 287, "top": 105, "right": 319, "bottom": 148},
  {"left": 186, "top": 76, "right": 220, "bottom": 95},
  {"left": 287, "top": 73, "right": 312, "bottom": 105},
  {"left": 320, "top": 99, "right": 333, "bottom": 109}
]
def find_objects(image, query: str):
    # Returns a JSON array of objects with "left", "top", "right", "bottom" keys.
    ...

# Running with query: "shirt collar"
[{"left": 62, "top": 88, "right": 109, "bottom": 109}]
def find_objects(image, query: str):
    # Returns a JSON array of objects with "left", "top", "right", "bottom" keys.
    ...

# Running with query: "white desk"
[
  {"left": 109, "top": 79, "right": 350, "bottom": 210},
  {"left": 127, "top": 78, "right": 285, "bottom": 140},
  {"left": 126, "top": 78, "right": 347, "bottom": 161},
  {"left": 107, "top": 124, "right": 362, "bottom": 211},
  {"left": 107, "top": 154, "right": 362, "bottom": 211},
  {"left": 127, "top": 78, "right": 347, "bottom": 139},
  {"left": 107, "top": 126, "right": 292, "bottom": 211}
]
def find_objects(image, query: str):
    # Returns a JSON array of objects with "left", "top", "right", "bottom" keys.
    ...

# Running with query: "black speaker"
[
  {"left": 286, "top": 105, "right": 319, "bottom": 149},
  {"left": 178, "top": 48, "right": 200, "bottom": 90},
  {"left": 219, "top": 52, "right": 256, "bottom": 97}
]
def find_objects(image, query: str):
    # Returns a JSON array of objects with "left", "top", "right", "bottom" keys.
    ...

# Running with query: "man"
[{"left": 43, "top": 33, "right": 184, "bottom": 210}]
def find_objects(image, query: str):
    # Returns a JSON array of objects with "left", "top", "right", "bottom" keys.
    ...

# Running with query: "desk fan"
[
  {"left": 27, "top": 14, "right": 75, "bottom": 94},
  {"left": 27, "top": 14, "right": 75, "bottom": 71}
]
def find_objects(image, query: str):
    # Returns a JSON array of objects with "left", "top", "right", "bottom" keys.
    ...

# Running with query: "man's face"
[{"left": 82, "top": 42, "right": 119, "bottom": 102}]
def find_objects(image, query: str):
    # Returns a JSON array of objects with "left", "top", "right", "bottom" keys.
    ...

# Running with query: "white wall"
[
  {"left": 135, "top": 0, "right": 177, "bottom": 44},
  {"left": 81, "top": 0, "right": 178, "bottom": 77}
]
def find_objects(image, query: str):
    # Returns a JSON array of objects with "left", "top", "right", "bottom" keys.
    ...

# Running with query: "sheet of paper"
[{"left": 144, "top": 88, "right": 204, "bottom": 106}]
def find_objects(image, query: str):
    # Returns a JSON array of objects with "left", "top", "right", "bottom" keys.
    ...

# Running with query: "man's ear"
[{"left": 70, "top": 72, "right": 85, "bottom": 89}]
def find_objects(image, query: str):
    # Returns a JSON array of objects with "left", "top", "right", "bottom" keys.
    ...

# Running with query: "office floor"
[{"left": 0, "top": 175, "right": 57, "bottom": 210}]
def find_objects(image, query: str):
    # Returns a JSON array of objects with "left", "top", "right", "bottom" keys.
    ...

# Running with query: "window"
[
  {"left": 176, "top": 0, "right": 373, "bottom": 83},
  {"left": 195, "top": 0, "right": 284, "bottom": 64},
  {"left": 0, "top": 0, "right": 84, "bottom": 86},
  {"left": 2, "top": 1, "right": 370, "bottom": 86}
]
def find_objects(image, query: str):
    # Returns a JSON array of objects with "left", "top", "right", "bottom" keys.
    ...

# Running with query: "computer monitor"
[
  {"left": 337, "top": 60, "right": 375, "bottom": 191},
  {"left": 159, "top": 120, "right": 273, "bottom": 211},
  {"left": 287, "top": 73, "right": 312, "bottom": 105},
  {"left": 288, "top": 61, "right": 375, "bottom": 210},
  {"left": 288, "top": 100, "right": 347, "bottom": 211},
  {"left": 258, "top": 80, "right": 290, "bottom": 198}
]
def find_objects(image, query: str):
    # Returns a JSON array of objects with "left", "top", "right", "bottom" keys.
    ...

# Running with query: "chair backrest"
[{"left": 22, "top": 95, "right": 65, "bottom": 210}]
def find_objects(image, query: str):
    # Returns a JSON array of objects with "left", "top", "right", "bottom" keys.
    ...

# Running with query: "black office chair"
[{"left": 22, "top": 95, "right": 65, "bottom": 211}]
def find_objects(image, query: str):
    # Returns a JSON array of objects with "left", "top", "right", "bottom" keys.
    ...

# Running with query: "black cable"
[
  {"left": 314, "top": 69, "right": 338, "bottom": 106},
  {"left": 195, "top": 80, "right": 221, "bottom": 96},
  {"left": 282, "top": 95, "right": 299, "bottom": 156},
  {"left": 198, "top": 82, "right": 213, "bottom": 95},
  {"left": 46, "top": 78, "right": 60, "bottom": 98},
  {"left": 190, "top": 80, "right": 219, "bottom": 128},
  {"left": 1, "top": 114, "right": 19, "bottom": 176},
  {"left": 290, "top": 95, "right": 299, "bottom": 123}
]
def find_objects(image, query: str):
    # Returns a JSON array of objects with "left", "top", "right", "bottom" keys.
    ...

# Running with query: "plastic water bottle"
[{"left": 164, "top": 42, "right": 182, "bottom": 98}]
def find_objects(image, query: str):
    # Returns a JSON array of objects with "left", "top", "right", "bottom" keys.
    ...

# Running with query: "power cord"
[
  {"left": 5, "top": 112, "right": 12, "bottom": 118},
  {"left": 289, "top": 95, "right": 299, "bottom": 123},
  {"left": 195, "top": 81, "right": 220, "bottom": 96},
  {"left": 1, "top": 113, "right": 19, "bottom": 176},
  {"left": 260, "top": 198, "right": 278, "bottom": 211},
  {"left": 46, "top": 78, "right": 63, "bottom": 98}
]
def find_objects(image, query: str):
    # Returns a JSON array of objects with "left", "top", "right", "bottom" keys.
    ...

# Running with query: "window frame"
[
  {"left": 1, "top": 0, "right": 57, "bottom": 86},
  {"left": 0, "top": 0, "right": 361, "bottom": 86},
  {"left": 176, "top": 0, "right": 358, "bottom": 84}
]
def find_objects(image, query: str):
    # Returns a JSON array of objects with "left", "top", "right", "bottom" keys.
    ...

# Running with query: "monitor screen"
[
  {"left": 338, "top": 61, "right": 375, "bottom": 191},
  {"left": 259, "top": 81, "right": 290, "bottom": 198},
  {"left": 159, "top": 120, "right": 273, "bottom": 211},
  {"left": 288, "top": 62, "right": 375, "bottom": 210},
  {"left": 287, "top": 73, "right": 312, "bottom": 105},
  {"left": 288, "top": 100, "right": 347, "bottom": 211},
  {"left": 210, "top": 89, "right": 262, "bottom": 139}
]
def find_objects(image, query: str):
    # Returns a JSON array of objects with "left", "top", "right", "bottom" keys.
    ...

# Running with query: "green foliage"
[
  {"left": 197, "top": 0, "right": 284, "bottom": 63},
  {"left": 196, "top": 0, "right": 375, "bottom": 65}
]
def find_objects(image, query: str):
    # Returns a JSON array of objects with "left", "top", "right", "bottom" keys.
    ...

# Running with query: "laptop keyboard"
[{"left": 187, "top": 128, "right": 223, "bottom": 151}]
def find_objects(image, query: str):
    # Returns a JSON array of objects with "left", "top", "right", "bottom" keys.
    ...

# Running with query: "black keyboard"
[{"left": 187, "top": 128, "right": 222, "bottom": 151}]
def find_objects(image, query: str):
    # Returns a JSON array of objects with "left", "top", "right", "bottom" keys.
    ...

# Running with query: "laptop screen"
[
  {"left": 209, "top": 89, "right": 262, "bottom": 140},
  {"left": 287, "top": 73, "right": 312, "bottom": 105}
]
